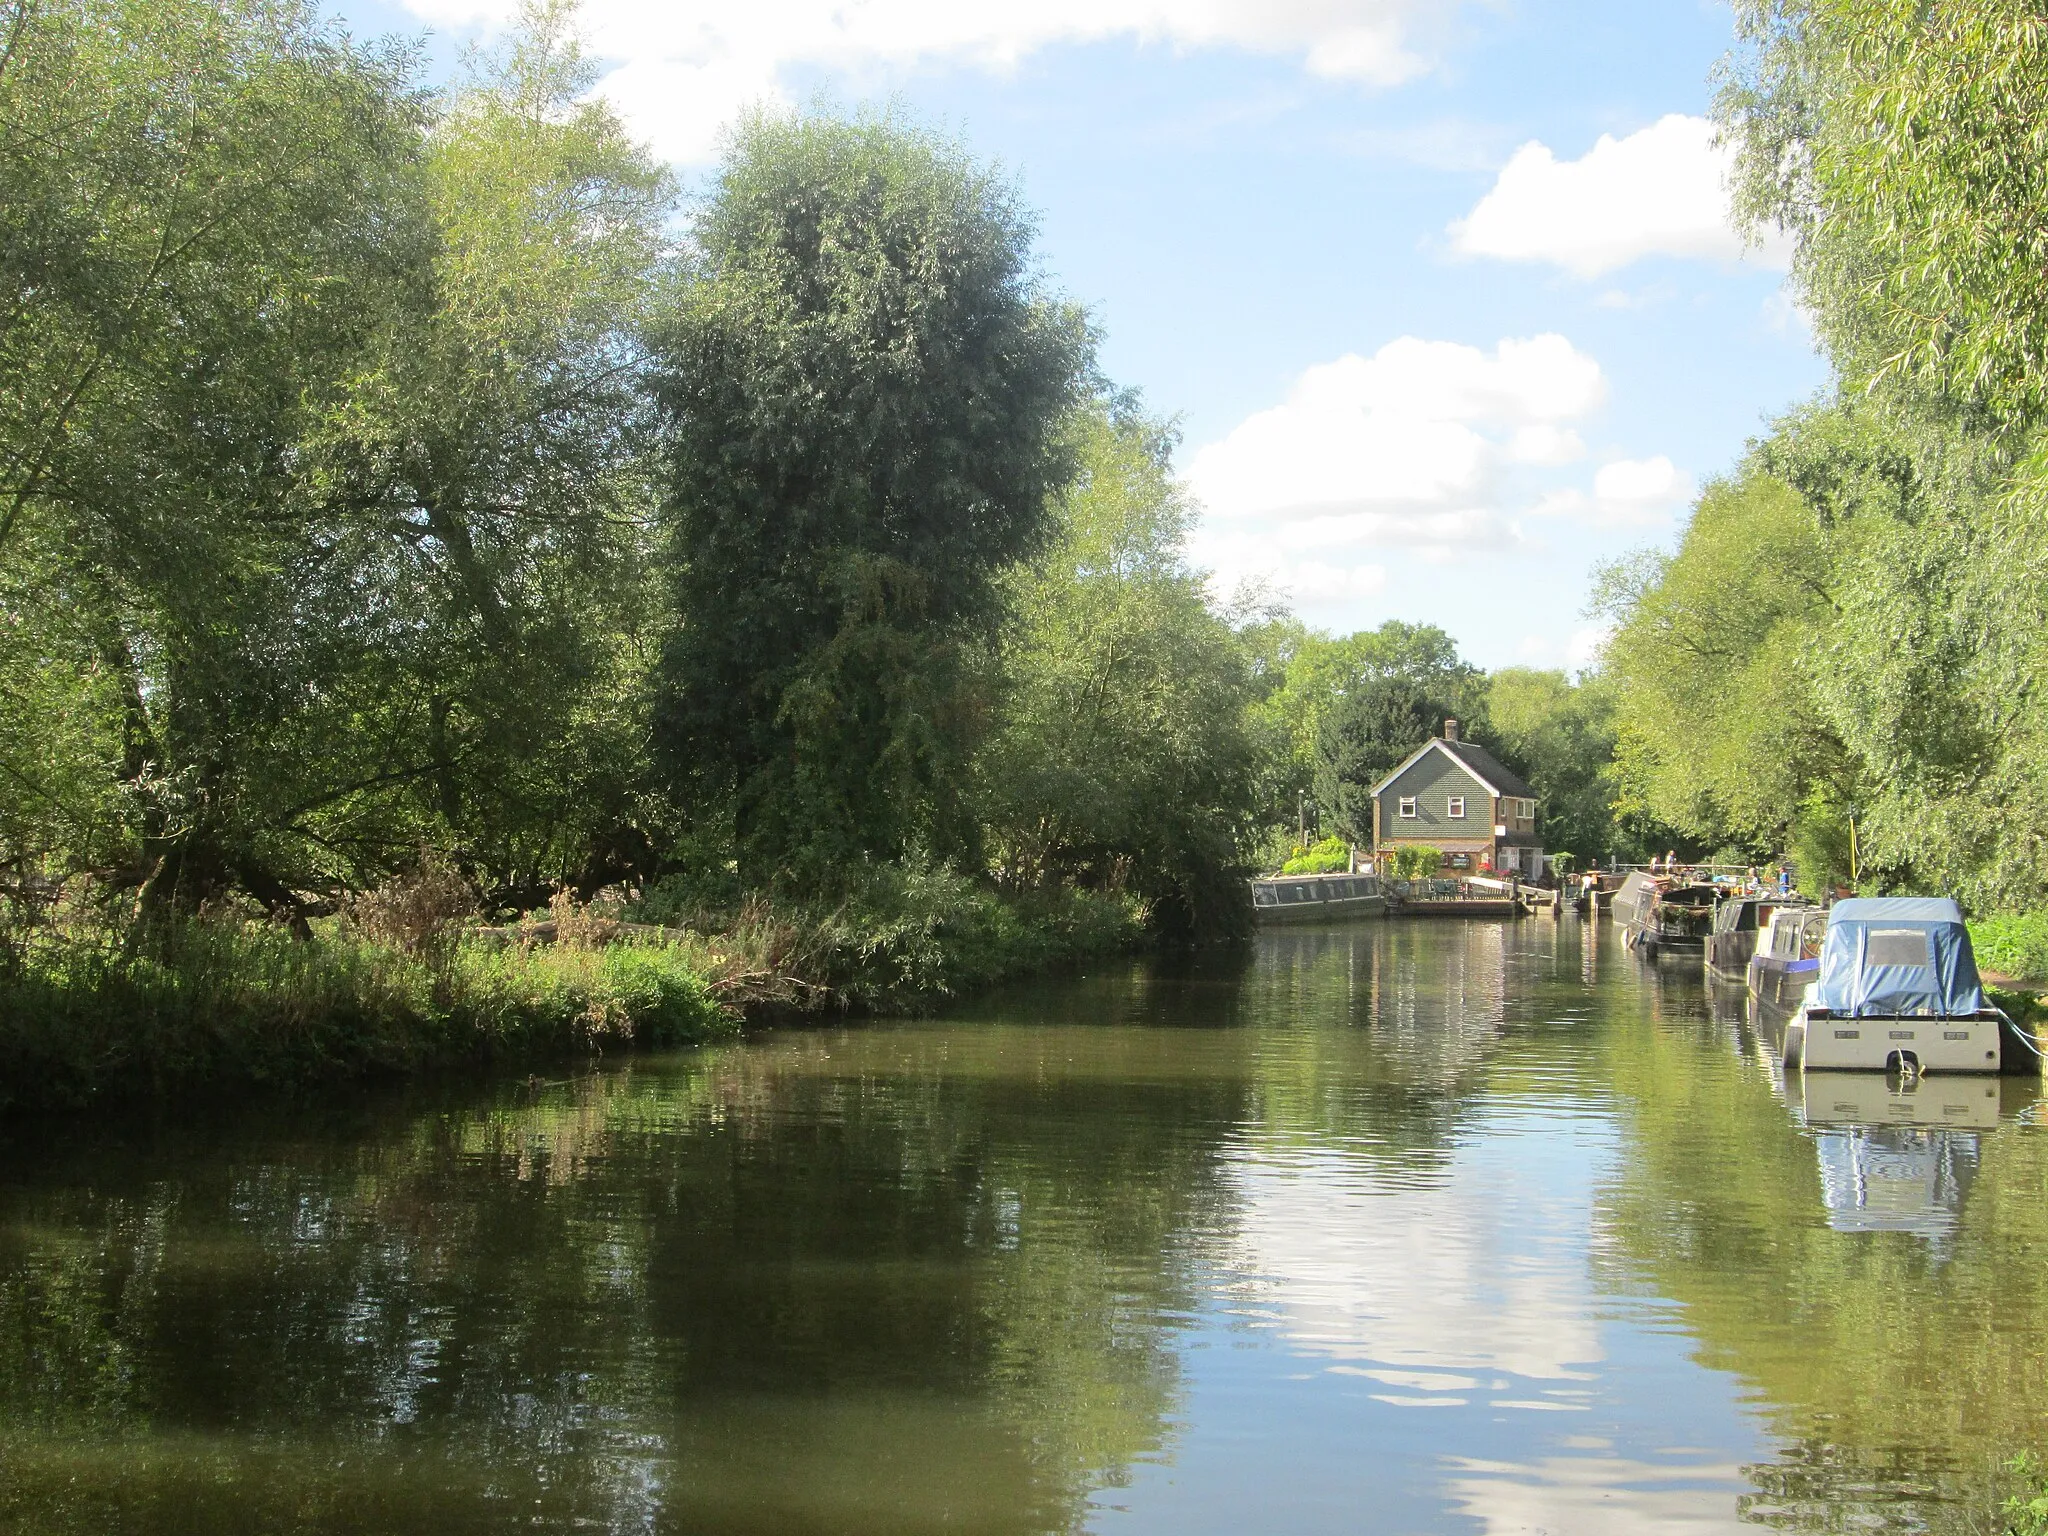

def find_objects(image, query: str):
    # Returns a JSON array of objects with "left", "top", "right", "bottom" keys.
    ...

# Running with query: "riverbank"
[{"left": 0, "top": 878, "right": 1144, "bottom": 1115}]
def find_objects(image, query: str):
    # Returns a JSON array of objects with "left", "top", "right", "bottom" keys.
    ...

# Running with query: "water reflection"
[
  {"left": 0, "top": 916, "right": 2040, "bottom": 1534},
  {"left": 1616, "top": 948, "right": 2048, "bottom": 1533}
]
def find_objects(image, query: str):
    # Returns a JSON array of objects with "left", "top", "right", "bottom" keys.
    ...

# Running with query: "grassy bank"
[
  {"left": 1971, "top": 913, "right": 2048, "bottom": 984},
  {"left": 0, "top": 872, "right": 1145, "bottom": 1115}
]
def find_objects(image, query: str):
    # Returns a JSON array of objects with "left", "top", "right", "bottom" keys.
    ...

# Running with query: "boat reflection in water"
[
  {"left": 1791, "top": 1073, "right": 1998, "bottom": 1243},
  {"left": 1705, "top": 975, "right": 2020, "bottom": 1245}
]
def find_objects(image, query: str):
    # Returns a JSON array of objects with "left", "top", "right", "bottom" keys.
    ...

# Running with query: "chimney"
[{"left": 1443, "top": 718, "right": 1459, "bottom": 742}]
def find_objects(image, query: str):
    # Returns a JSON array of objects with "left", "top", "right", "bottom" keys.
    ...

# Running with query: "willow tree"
[
  {"left": 0, "top": 0, "right": 675, "bottom": 924},
  {"left": 1715, "top": 5, "right": 2048, "bottom": 904},
  {"left": 649, "top": 110, "right": 1092, "bottom": 881},
  {"left": 0, "top": 0, "right": 423, "bottom": 921},
  {"left": 1723, "top": 0, "right": 2048, "bottom": 428},
  {"left": 977, "top": 403, "right": 1261, "bottom": 941},
  {"left": 289, "top": 3, "right": 675, "bottom": 900}
]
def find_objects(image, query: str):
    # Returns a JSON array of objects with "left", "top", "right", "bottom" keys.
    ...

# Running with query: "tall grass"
[
  {"left": 1969, "top": 913, "right": 2048, "bottom": 982},
  {"left": 0, "top": 919, "right": 734, "bottom": 1113},
  {"left": 0, "top": 869, "right": 1146, "bottom": 1113}
]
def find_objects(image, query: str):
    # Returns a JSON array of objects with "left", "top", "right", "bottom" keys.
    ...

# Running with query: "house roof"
[{"left": 1369, "top": 737, "right": 1536, "bottom": 801}]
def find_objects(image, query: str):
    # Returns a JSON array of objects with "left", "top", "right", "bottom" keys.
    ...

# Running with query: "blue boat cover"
[{"left": 1814, "top": 898, "right": 1984, "bottom": 1018}]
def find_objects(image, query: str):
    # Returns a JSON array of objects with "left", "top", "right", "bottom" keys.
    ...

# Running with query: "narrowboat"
[
  {"left": 1782, "top": 898, "right": 2005, "bottom": 1074},
  {"left": 1704, "top": 894, "right": 1785, "bottom": 979},
  {"left": 1748, "top": 903, "right": 1826, "bottom": 1008},
  {"left": 1251, "top": 873, "right": 1387, "bottom": 924},
  {"left": 1615, "top": 872, "right": 1717, "bottom": 955}
]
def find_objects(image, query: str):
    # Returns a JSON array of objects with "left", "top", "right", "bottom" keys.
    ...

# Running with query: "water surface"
[{"left": 4, "top": 918, "right": 2044, "bottom": 1533}]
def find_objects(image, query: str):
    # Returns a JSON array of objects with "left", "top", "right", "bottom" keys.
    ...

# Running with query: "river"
[{"left": 2, "top": 916, "right": 2044, "bottom": 1534}]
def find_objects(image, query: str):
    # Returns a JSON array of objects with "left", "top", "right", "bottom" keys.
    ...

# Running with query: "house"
[{"left": 1369, "top": 719, "right": 1543, "bottom": 879}]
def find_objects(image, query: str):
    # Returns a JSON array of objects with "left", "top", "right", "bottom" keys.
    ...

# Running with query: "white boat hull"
[{"left": 1787, "top": 1004, "right": 2002, "bottom": 1074}]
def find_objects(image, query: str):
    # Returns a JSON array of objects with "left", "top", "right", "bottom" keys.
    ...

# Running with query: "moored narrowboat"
[
  {"left": 1782, "top": 898, "right": 2005, "bottom": 1074},
  {"left": 1615, "top": 872, "right": 1717, "bottom": 955},
  {"left": 1704, "top": 894, "right": 1785, "bottom": 978},
  {"left": 1251, "top": 873, "right": 1387, "bottom": 924},
  {"left": 1748, "top": 903, "right": 1825, "bottom": 1008}
]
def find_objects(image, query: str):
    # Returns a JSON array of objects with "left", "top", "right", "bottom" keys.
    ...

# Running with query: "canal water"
[{"left": 3, "top": 917, "right": 2045, "bottom": 1534}]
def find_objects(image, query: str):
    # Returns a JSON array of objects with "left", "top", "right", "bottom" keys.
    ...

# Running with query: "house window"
[
  {"left": 1513, "top": 798, "right": 1535, "bottom": 820},
  {"left": 1447, "top": 796, "right": 1465, "bottom": 819},
  {"left": 1398, "top": 796, "right": 1418, "bottom": 818}
]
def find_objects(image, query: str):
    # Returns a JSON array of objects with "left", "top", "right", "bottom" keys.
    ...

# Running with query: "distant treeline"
[
  {"left": 0, "top": 0, "right": 1653, "bottom": 974},
  {"left": 1596, "top": 0, "right": 2048, "bottom": 909}
]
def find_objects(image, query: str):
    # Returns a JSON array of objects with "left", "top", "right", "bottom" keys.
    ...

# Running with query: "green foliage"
[
  {"left": 1254, "top": 621, "right": 1486, "bottom": 774},
  {"left": 1723, "top": 0, "right": 2048, "bottom": 428},
  {"left": 1312, "top": 677, "right": 1449, "bottom": 843},
  {"left": 1279, "top": 837, "right": 1350, "bottom": 875},
  {"left": 1707, "top": 4, "right": 2048, "bottom": 911},
  {"left": 976, "top": 402, "right": 1262, "bottom": 942},
  {"left": 0, "top": 919, "right": 736, "bottom": 1112},
  {"left": 2003, "top": 1454, "right": 2048, "bottom": 1536},
  {"left": 1968, "top": 914, "right": 2048, "bottom": 983},
  {"left": 1595, "top": 457, "right": 1847, "bottom": 851},
  {"left": 1254, "top": 623, "right": 1483, "bottom": 846},
  {"left": 800, "top": 864, "right": 1142, "bottom": 1011},
  {"left": 1485, "top": 668, "right": 1628, "bottom": 864},
  {"left": 0, "top": 0, "right": 676, "bottom": 918},
  {"left": 1384, "top": 846, "right": 1443, "bottom": 881},
  {"left": 650, "top": 108, "right": 1091, "bottom": 878}
]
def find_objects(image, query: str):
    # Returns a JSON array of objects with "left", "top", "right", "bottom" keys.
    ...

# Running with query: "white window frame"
[
  {"left": 1398, "top": 796, "right": 1418, "bottom": 819},
  {"left": 1513, "top": 797, "right": 1535, "bottom": 820},
  {"left": 1446, "top": 795, "right": 1465, "bottom": 819}
]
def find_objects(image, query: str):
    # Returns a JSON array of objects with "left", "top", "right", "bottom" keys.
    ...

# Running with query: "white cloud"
[
  {"left": 1446, "top": 1455, "right": 1751, "bottom": 1536},
  {"left": 403, "top": 0, "right": 1452, "bottom": 162},
  {"left": 1594, "top": 455, "right": 1685, "bottom": 505},
  {"left": 1187, "top": 334, "right": 1605, "bottom": 523},
  {"left": 1182, "top": 333, "right": 1608, "bottom": 610},
  {"left": 1448, "top": 115, "right": 1787, "bottom": 279},
  {"left": 1532, "top": 455, "right": 1693, "bottom": 529},
  {"left": 1506, "top": 423, "right": 1586, "bottom": 466},
  {"left": 1566, "top": 622, "right": 1613, "bottom": 671}
]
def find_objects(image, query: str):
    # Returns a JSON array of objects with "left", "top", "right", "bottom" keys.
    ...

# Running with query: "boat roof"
[
  {"left": 1816, "top": 897, "right": 1982, "bottom": 1017},
  {"left": 1829, "top": 897, "right": 1965, "bottom": 924}
]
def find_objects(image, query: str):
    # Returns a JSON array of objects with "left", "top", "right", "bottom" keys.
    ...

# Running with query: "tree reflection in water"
[{"left": 0, "top": 919, "right": 2041, "bottom": 1534}]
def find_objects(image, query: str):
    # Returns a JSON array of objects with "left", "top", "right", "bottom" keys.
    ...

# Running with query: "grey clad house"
[{"left": 1369, "top": 720, "right": 1543, "bottom": 879}]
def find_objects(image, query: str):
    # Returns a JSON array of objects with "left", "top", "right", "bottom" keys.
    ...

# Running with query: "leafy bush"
[
  {"left": 630, "top": 862, "right": 1144, "bottom": 1014},
  {"left": 1280, "top": 837, "right": 1351, "bottom": 875},
  {"left": 2005, "top": 1453, "right": 2048, "bottom": 1536},
  {"left": 1386, "top": 845, "right": 1444, "bottom": 880},
  {"left": 1970, "top": 913, "right": 2048, "bottom": 981}
]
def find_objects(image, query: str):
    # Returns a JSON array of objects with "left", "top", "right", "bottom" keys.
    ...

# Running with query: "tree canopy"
[{"left": 649, "top": 109, "right": 1092, "bottom": 881}]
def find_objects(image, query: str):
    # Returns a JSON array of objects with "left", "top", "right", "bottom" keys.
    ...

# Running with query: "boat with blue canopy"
[{"left": 1783, "top": 898, "right": 2006, "bottom": 1074}]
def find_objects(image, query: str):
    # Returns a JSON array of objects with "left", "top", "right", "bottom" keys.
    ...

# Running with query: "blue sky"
[{"left": 329, "top": 0, "right": 1828, "bottom": 670}]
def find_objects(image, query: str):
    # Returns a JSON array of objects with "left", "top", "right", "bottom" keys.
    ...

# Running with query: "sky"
[{"left": 324, "top": 0, "right": 1829, "bottom": 671}]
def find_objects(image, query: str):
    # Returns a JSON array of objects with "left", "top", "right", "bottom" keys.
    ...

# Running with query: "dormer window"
[
  {"left": 1399, "top": 796, "right": 1418, "bottom": 818},
  {"left": 1447, "top": 796, "right": 1465, "bottom": 818}
]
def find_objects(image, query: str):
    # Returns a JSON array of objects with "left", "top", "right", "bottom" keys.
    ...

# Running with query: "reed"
[
  {"left": 0, "top": 918, "right": 735, "bottom": 1114},
  {"left": 0, "top": 873, "right": 1145, "bottom": 1114}
]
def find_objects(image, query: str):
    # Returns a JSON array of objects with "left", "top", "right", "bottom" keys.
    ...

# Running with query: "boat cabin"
[
  {"left": 1615, "top": 872, "right": 1717, "bottom": 953},
  {"left": 1748, "top": 904, "right": 1826, "bottom": 1007},
  {"left": 1705, "top": 894, "right": 1789, "bottom": 978},
  {"left": 1786, "top": 898, "right": 2004, "bottom": 1074},
  {"left": 1251, "top": 873, "right": 1387, "bottom": 925}
]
